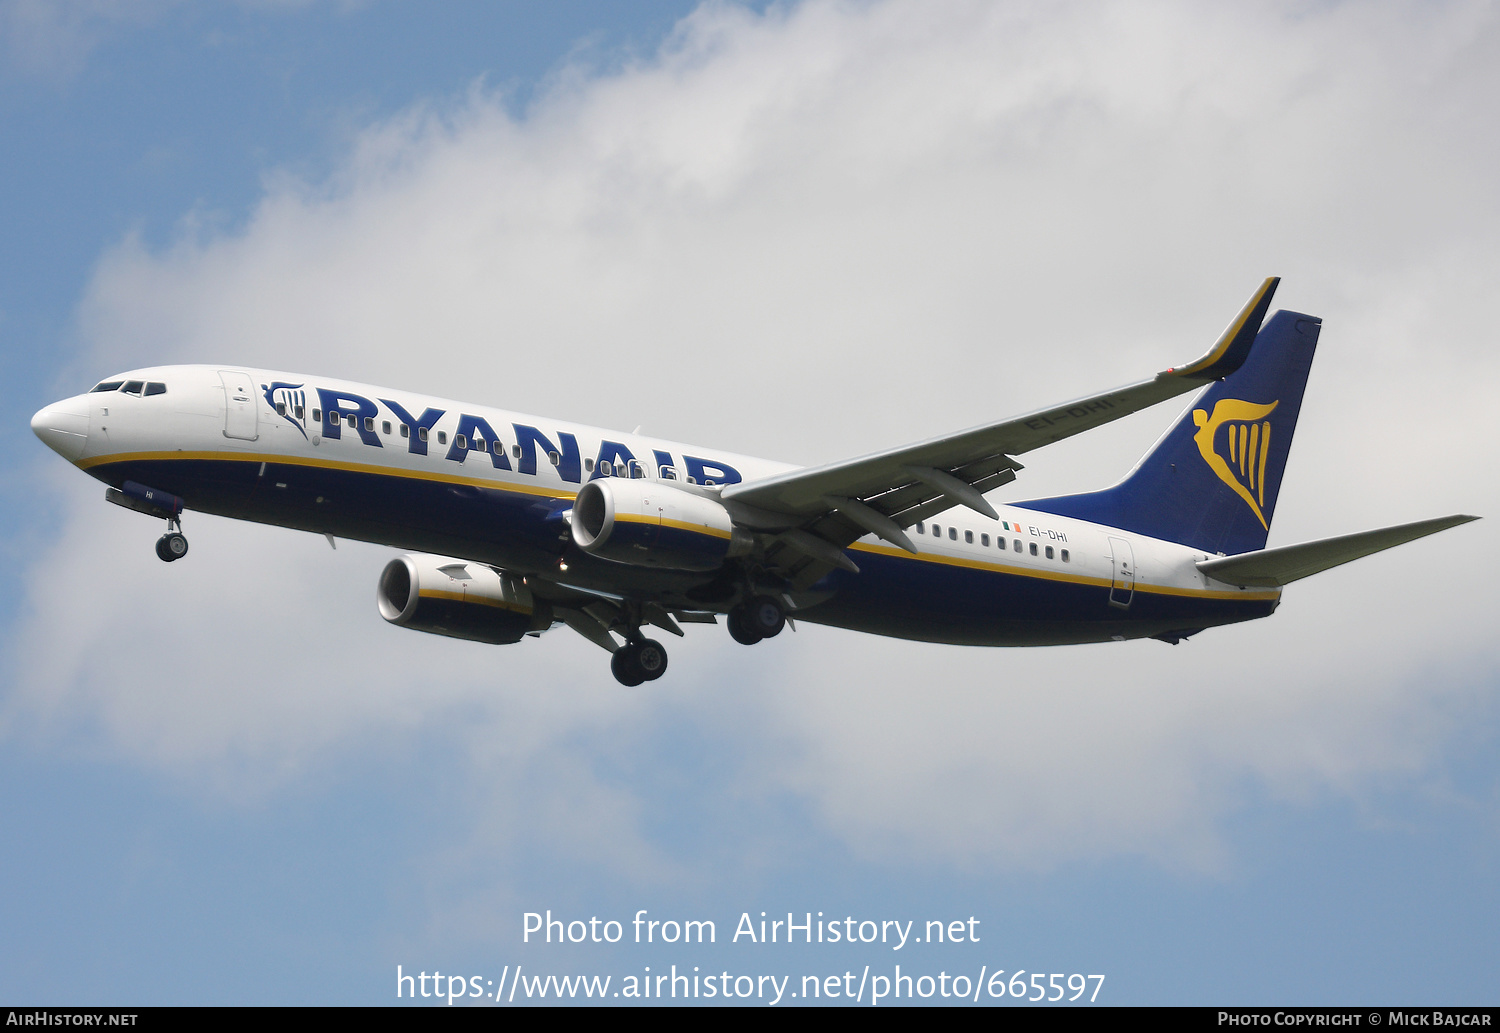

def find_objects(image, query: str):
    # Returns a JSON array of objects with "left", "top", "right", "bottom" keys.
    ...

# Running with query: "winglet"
[{"left": 1164, "top": 276, "right": 1280, "bottom": 381}]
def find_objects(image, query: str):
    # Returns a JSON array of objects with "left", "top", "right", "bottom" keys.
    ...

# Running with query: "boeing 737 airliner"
[{"left": 31, "top": 279, "right": 1477, "bottom": 684}]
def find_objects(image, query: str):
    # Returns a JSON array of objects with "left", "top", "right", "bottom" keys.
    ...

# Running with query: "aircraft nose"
[{"left": 31, "top": 396, "right": 90, "bottom": 461}]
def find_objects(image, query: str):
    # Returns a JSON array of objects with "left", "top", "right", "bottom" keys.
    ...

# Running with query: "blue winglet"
[{"left": 1164, "top": 277, "right": 1280, "bottom": 381}]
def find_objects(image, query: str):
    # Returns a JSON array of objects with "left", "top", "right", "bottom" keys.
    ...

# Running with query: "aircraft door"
[
  {"left": 219, "top": 370, "right": 259, "bottom": 441},
  {"left": 1108, "top": 536, "right": 1135, "bottom": 609}
]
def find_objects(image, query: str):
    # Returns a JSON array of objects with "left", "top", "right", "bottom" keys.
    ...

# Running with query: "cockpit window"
[
  {"left": 144, "top": 382, "right": 167, "bottom": 396},
  {"left": 122, "top": 380, "right": 144, "bottom": 396},
  {"left": 90, "top": 381, "right": 124, "bottom": 393}
]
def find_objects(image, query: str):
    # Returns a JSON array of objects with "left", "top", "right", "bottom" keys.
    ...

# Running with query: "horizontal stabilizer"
[{"left": 1197, "top": 515, "right": 1479, "bottom": 588}]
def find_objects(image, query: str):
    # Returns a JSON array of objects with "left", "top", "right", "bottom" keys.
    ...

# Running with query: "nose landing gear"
[
  {"left": 155, "top": 518, "right": 188, "bottom": 563},
  {"left": 155, "top": 531, "right": 189, "bottom": 562},
  {"left": 104, "top": 481, "right": 190, "bottom": 563}
]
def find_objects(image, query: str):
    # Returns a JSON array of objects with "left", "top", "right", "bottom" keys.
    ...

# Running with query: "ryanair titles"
[{"left": 264, "top": 382, "right": 742, "bottom": 487}]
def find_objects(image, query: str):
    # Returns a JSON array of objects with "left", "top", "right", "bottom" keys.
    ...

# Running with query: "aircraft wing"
[{"left": 721, "top": 278, "right": 1281, "bottom": 584}]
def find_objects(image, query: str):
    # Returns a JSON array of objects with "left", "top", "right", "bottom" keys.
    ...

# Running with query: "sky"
[{"left": 3, "top": 0, "right": 1499, "bottom": 1007}]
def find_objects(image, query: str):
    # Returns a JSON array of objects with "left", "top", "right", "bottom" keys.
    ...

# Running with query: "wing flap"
[{"left": 1196, "top": 515, "right": 1479, "bottom": 588}]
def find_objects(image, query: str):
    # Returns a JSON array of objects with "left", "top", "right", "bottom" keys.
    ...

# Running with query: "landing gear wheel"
[
  {"left": 155, "top": 532, "right": 188, "bottom": 562},
  {"left": 747, "top": 595, "right": 785, "bottom": 638},
  {"left": 611, "top": 647, "right": 646, "bottom": 687},
  {"left": 634, "top": 639, "right": 668, "bottom": 681},
  {"left": 727, "top": 607, "right": 763, "bottom": 645}
]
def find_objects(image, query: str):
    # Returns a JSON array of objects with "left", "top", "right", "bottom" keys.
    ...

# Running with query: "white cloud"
[{"left": 16, "top": 0, "right": 1500, "bottom": 879}]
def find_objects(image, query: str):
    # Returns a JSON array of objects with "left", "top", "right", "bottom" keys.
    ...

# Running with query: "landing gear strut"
[
  {"left": 611, "top": 637, "right": 668, "bottom": 687},
  {"left": 155, "top": 518, "right": 188, "bottom": 563},
  {"left": 727, "top": 594, "right": 784, "bottom": 645}
]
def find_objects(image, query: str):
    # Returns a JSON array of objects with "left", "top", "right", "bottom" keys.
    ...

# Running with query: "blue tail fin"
[{"left": 1016, "top": 310, "right": 1320, "bottom": 555}]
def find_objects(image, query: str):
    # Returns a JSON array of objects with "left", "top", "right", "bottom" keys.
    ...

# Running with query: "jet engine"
[
  {"left": 570, "top": 478, "right": 751, "bottom": 571},
  {"left": 377, "top": 554, "right": 553, "bottom": 644}
]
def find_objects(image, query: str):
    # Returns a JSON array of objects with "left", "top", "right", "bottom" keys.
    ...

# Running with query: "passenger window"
[
  {"left": 346, "top": 414, "right": 356, "bottom": 429},
  {"left": 964, "top": 530, "right": 973, "bottom": 544},
  {"left": 437, "top": 431, "right": 447, "bottom": 445},
  {"left": 1061, "top": 549, "right": 1070, "bottom": 563},
  {"left": 145, "top": 382, "right": 166, "bottom": 396},
  {"left": 400, "top": 425, "right": 409, "bottom": 438},
  {"left": 932, "top": 524, "right": 941, "bottom": 536},
  {"left": 312, "top": 408, "right": 322, "bottom": 422},
  {"left": 276, "top": 402, "right": 286, "bottom": 416},
  {"left": 513, "top": 445, "right": 522, "bottom": 459},
  {"left": 326, "top": 410, "right": 338, "bottom": 424},
  {"left": 418, "top": 427, "right": 428, "bottom": 442},
  {"left": 1030, "top": 543, "right": 1038, "bottom": 556},
  {"left": 686, "top": 476, "right": 697, "bottom": 484},
  {"left": 1014, "top": 540, "right": 1021, "bottom": 553},
  {"left": 948, "top": 527, "right": 957, "bottom": 540},
  {"left": 548, "top": 450, "right": 560, "bottom": 466},
  {"left": 1046, "top": 546, "right": 1054, "bottom": 559},
  {"left": 90, "top": 381, "right": 124, "bottom": 393},
  {"left": 981, "top": 533, "right": 989, "bottom": 547},
  {"left": 916, "top": 521, "right": 924, "bottom": 533},
  {"left": 122, "top": 381, "right": 144, "bottom": 395},
  {"left": 455, "top": 434, "right": 467, "bottom": 449},
  {"left": 364, "top": 417, "right": 374, "bottom": 432},
  {"left": 584, "top": 458, "right": 595, "bottom": 472},
  {"left": 382, "top": 421, "right": 391, "bottom": 435},
  {"left": 661, "top": 466, "right": 676, "bottom": 479},
  {"left": 295, "top": 405, "right": 304, "bottom": 419},
  {"left": 491, "top": 440, "right": 502, "bottom": 455},
  {"left": 600, "top": 461, "right": 613, "bottom": 476}
]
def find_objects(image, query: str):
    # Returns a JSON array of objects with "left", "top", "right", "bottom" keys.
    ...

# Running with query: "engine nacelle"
[
  {"left": 377, "top": 554, "right": 553, "bottom": 644},
  {"left": 571, "top": 478, "right": 750, "bottom": 571}
]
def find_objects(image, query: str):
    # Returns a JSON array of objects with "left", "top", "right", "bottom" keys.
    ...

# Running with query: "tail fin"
[{"left": 1017, "top": 310, "right": 1320, "bottom": 555}]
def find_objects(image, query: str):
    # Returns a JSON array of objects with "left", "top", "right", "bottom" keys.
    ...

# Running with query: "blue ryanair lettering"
[
  {"left": 513, "top": 425, "right": 580, "bottom": 482},
  {"left": 316, "top": 388, "right": 381, "bottom": 447},
  {"left": 447, "top": 414, "right": 513, "bottom": 469},
  {"left": 593, "top": 441, "right": 637, "bottom": 478},
  {"left": 684, "top": 455, "right": 741, "bottom": 486},
  {"left": 380, "top": 399, "right": 445, "bottom": 456}
]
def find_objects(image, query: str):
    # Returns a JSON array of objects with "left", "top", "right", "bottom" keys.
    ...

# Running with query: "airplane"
[{"left": 30, "top": 278, "right": 1477, "bottom": 685}]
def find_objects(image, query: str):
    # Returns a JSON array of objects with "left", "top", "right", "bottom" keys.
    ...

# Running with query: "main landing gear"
[
  {"left": 727, "top": 594, "right": 785, "bottom": 645},
  {"left": 155, "top": 518, "right": 189, "bottom": 563},
  {"left": 611, "top": 637, "right": 669, "bottom": 687}
]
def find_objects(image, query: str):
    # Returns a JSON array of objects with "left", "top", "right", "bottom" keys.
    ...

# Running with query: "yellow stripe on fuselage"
[
  {"left": 86, "top": 451, "right": 1278, "bottom": 603},
  {"left": 848, "top": 541, "right": 1281, "bottom": 602},
  {"left": 79, "top": 449, "right": 576, "bottom": 501}
]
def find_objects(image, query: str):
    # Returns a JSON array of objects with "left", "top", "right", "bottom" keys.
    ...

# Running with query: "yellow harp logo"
[{"left": 1191, "top": 398, "right": 1280, "bottom": 530}]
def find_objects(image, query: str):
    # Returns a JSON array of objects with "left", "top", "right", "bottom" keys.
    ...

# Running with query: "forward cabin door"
[
  {"left": 219, "top": 370, "right": 259, "bottom": 441},
  {"left": 1108, "top": 536, "right": 1135, "bottom": 609}
]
